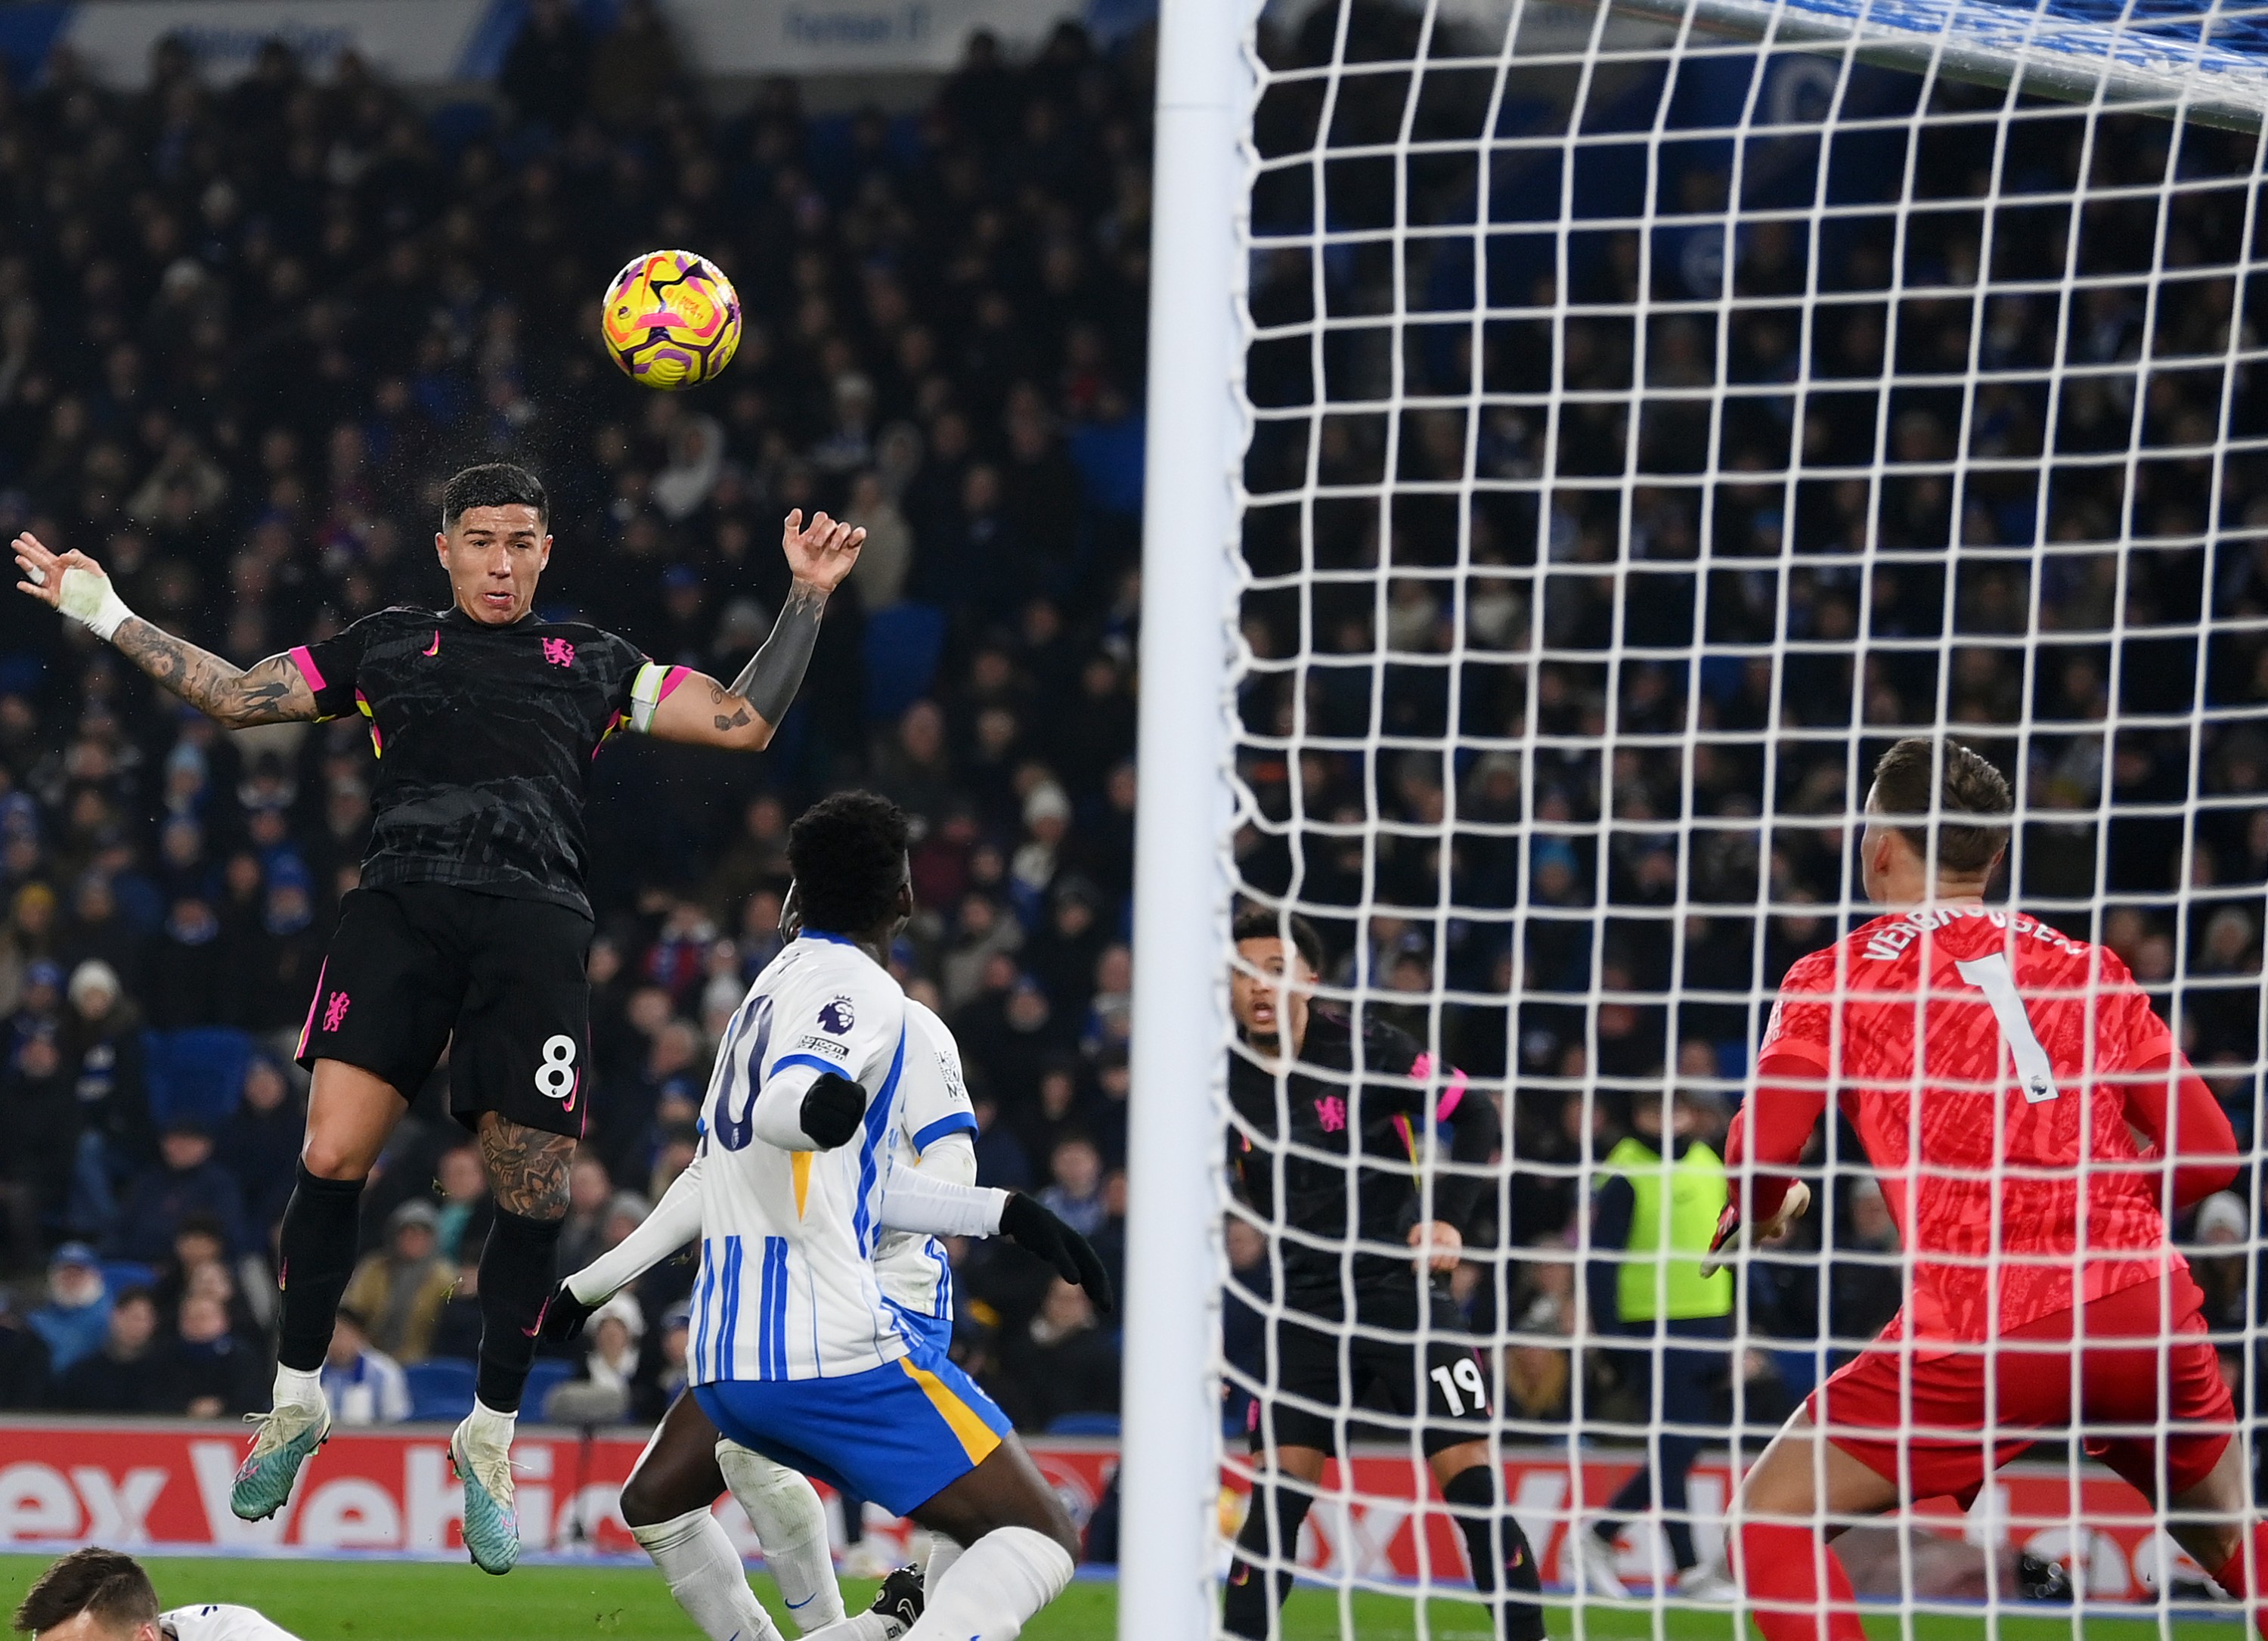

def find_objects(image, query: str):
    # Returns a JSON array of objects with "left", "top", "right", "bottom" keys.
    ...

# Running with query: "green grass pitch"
[{"left": 0, "top": 1555, "right": 2236, "bottom": 1639}]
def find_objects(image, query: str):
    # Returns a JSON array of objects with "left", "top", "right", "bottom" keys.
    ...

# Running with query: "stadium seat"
[
  {"left": 520, "top": 1357, "right": 576, "bottom": 1416},
  {"left": 1044, "top": 1412, "right": 1123, "bottom": 1437},
  {"left": 143, "top": 1028, "right": 254, "bottom": 1133},
  {"left": 1771, "top": 1349, "right": 1823, "bottom": 1398},
  {"left": 425, "top": 101, "right": 496, "bottom": 157},
  {"left": 861, "top": 603, "right": 946, "bottom": 723},
  {"left": 405, "top": 1357, "right": 479, "bottom": 1424},
  {"left": 101, "top": 1261, "right": 154, "bottom": 1296}
]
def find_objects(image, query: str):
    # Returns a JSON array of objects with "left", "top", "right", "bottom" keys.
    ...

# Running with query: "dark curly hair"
[
  {"left": 1233, "top": 904, "right": 1326, "bottom": 976},
  {"left": 789, "top": 792, "right": 912, "bottom": 936},
  {"left": 442, "top": 462, "right": 549, "bottom": 531}
]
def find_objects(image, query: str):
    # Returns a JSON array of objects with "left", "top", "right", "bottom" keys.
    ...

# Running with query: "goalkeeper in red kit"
[{"left": 1712, "top": 737, "right": 2255, "bottom": 1640}]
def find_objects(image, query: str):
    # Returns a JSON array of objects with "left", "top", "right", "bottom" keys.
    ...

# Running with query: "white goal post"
[{"left": 1126, "top": 0, "right": 2268, "bottom": 1636}]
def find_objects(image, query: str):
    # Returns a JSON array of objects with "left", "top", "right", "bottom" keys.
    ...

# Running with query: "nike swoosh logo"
[
  {"left": 785, "top": 1596, "right": 815, "bottom": 1610},
  {"left": 522, "top": 1297, "right": 551, "bottom": 1338},
  {"left": 423, "top": 630, "right": 439, "bottom": 656}
]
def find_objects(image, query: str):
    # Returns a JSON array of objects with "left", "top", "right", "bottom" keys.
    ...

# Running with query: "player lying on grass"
[
  {"left": 15, "top": 465, "right": 863, "bottom": 1576},
  {"left": 559, "top": 793, "right": 1111, "bottom": 1640},
  {"left": 540, "top": 886, "right": 1012, "bottom": 1640},
  {"left": 1222, "top": 907, "right": 1541, "bottom": 1641},
  {"left": 12, "top": 1547, "right": 300, "bottom": 1641},
  {"left": 1711, "top": 736, "right": 2251, "bottom": 1641}
]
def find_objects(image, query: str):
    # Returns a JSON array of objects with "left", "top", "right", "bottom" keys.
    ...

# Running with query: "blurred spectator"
[
  {"left": 590, "top": 0, "right": 683, "bottom": 128},
  {"left": 109, "top": 1120, "right": 246, "bottom": 1262},
  {"left": 26, "top": 1244, "right": 110, "bottom": 1375},
  {"left": 323, "top": 1305, "right": 411, "bottom": 1425},
  {"left": 428, "top": 1239, "right": 486, "bottom": 1362},
  {"left": 53, "top": 1288, "right": 163, "bottom": 1414},
  {"left": 59, "top": 959, "right": 150, "bottom": 1230},
  {"left": 499, "top": 0, "right": 592, "bottom": 130},
  {"left": 990, "top": 1278, "right": 1119, "bottom": 1430},
  {"left": 1036, "top": 1134, "right": 1106, "bottom": 1238},
  {"left": 432, "top": 1144, "right": 494, "bottom": 1262},
  {"left": 170, "top": 1292, "right": 266, "bottom": 1418},
  {"left": 2191, "top": 1191, "right": 2252, "bottom": 1332},
  {"left": 218, "top": 1059, "right": 303, "bottom": 1236},
  {"left": 342, "top": 1201, "right": 457, "bottom": 1364},
  {"left": 1504, "top": 1236, "right": 1577, "bottom": 1421},
  {"left": 0, "top": 1287, "right": 51, "bottom": 1409},
  {"left": 1, "top": 1025, "right": 75, "bottom": 1262},
  {"left": 153, "top": 1214, "right": 262, "bottom": 1340},
  {"left": 1826, "top": 1178, "right": 1905, "bottom": 1352},
  {"left": 546, "top": 1292, "right": 643, "bottom": 1425},
  {"left": 556, "top": 1156, "right": 615, "bottom": 1278}
]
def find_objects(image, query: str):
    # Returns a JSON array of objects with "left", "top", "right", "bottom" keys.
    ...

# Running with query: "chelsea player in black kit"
[
  {"left": 1224, "top": 908, "right": 1542, "bottom": 1641},
  {"left": 12, "top": 464, "right": 863, "bottom": 1574}
]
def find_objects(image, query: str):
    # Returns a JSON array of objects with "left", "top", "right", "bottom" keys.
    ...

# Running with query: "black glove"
[
  {"left": 999, "top": 1192, "right": 1116, "bottom": 1314},
  {"left": 538, "top": 1280, "right": 596, "bottom": 1345},
  {"left": 801, "top": 1072, "right": 866, "bottom": 1148}
]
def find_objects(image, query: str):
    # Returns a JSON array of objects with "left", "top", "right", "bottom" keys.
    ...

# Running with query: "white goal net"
[{"left": 1196, "top": 0, "right": 2268, "bottom": 1633}]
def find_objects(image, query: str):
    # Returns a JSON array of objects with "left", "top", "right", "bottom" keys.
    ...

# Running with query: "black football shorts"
[
  {"left": 1249, "top": 1296, "right": 1495, "bottom": 1458},
  {"left": 296, "top": 883, "right": 595, "bottom": 1140}
]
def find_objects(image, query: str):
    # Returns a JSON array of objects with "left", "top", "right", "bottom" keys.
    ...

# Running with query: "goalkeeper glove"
[
  {"left": 1699, "top": 1179, "right": 1811, "bottom": 1278},
  {"left": 538, "top": 1280, "right": 598, "bottom": 1345},
  {"left": 999, "top": 1193, "right": 1116, "bottom": 1314},
  {"left": 800, "top": 1071, "right": 866, "bottom": 1148}
]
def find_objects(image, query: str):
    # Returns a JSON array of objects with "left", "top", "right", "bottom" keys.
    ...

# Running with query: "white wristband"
[{"left": 57, "top": 566, "right": 133, "bottom": 641}]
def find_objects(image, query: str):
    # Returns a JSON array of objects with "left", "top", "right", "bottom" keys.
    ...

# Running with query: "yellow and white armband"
[{"left": 627, "top": 661, "right": 691, "bottom": 733}]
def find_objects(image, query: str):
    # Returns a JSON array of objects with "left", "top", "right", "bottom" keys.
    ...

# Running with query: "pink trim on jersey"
[
  {"left": 1408, "top": 1050, "right": 1468, "bottom": 1121},
  {"left": 288, "top": 645, "right": 326, "bottom": 691}
]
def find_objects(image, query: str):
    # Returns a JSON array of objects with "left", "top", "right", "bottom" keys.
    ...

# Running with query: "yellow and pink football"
[{"left": 600, "top": 249, "right": 742, "bottom": 389}]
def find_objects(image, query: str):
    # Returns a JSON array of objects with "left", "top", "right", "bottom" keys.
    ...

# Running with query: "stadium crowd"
[{"left": 0, "top": 0, "right": 2257, "bottom": 1477}]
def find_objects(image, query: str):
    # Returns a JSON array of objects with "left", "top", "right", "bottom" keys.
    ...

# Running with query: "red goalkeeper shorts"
[{"left": 1810, "top": 1277, "right": 2234, "bottom": 1508}]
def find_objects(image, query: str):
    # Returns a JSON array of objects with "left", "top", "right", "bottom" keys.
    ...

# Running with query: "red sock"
[
  {"left": 2210, "top": 1521, "right": 2268, "bottom": 1639},
  {"left": 1736, "top": 1522, "right": 1867, "bottom": 1641}
]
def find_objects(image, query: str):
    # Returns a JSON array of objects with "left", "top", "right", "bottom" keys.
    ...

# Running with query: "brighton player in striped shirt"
[
  {"left": 541, "top": 901, "right": 990, "bottom": 1640},
  {"left": 666, "top": 791, "right": 1112, "bottom": 1640},
  {"left": 1711, "top": 737, "right": 2257, "bottom": 1639}
]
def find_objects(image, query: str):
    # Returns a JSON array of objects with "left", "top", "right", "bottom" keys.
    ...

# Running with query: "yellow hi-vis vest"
[{"left": 1603, "top": 1135, "right": 1734, "bottom": 1322}]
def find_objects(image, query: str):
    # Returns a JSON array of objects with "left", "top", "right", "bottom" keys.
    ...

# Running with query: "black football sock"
[
  {"left": 475, "top": 1207, "right": 564, "bottom": 1413},
  {"left": 1222, "top": 1477, "right": 1315, "bottom": 1639},
  {"left": 1442, "top": 1465, "right": 1545, "bottom": 1641},
  {"left": 275, "top": 1165, "right": 366, "bottom": 1373}
]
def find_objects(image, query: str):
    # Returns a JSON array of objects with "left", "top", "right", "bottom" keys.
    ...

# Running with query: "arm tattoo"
[
  {"left": 111, "top": 619, "right": 315, "bottom": 727},
  {"left": 729, "top": 582, "right": 826, "bottom": 728},
  {"left": 478, "top": 1114, "right": 575, "bottom": 1221}
]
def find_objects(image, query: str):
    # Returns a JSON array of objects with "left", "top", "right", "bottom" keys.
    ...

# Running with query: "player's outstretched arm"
[
  {"left": 14, "top": 532, "right": 315, "bottom": 728},
  {"left": 544, "top": 1153, "right": 708, "bottom": 1342},
  {"left": 643, "top": 509, "right": 863, "bottom": 752},
  {"left": 878, "top": 1171, "right": 1116, "bottom": 1312}
]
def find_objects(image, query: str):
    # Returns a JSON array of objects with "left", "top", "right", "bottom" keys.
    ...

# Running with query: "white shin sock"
[
  {"left": 717, "top": 1441, "right": 847, "bottom": 1630},
  {"left": 922, "top": 1534, "right": 962, "bottom": 1599},
  {"left": 904, "top": 1526, "right": 1074, "bottom": 1640},
  {"left": 631, "top": 1507, "right": 783, "bottom": 1641}
]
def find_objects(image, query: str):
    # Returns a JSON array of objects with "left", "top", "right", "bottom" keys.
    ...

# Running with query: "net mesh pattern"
[{"left": 1214, "top": 0, "right": 2268, "bottom": 1627}]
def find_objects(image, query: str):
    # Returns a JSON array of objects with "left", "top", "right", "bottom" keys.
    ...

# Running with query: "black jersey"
[
  {"left": 290, "top": 606, "right": 664, "bottom": 917},
  {"left": 1226, "top": 1010, "right": 1497, "bottom": 1318}
]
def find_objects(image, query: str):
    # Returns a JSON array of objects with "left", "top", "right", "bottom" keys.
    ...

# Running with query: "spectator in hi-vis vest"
[{"left": 1573, "top": 1086, "right": 1739, "bottom": 1602}]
